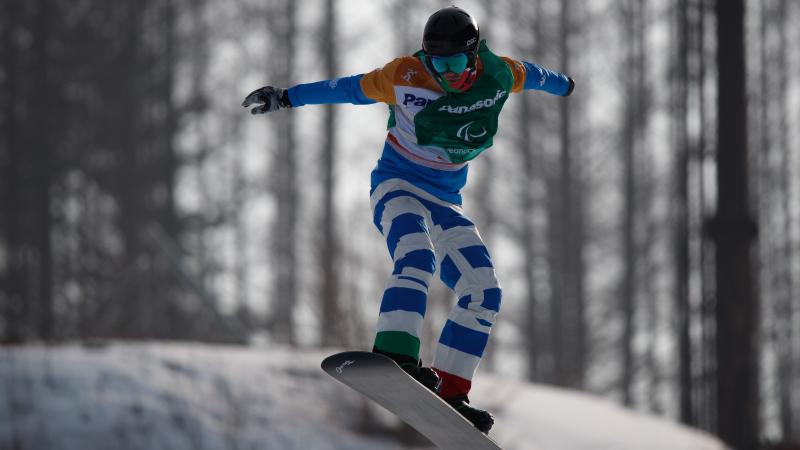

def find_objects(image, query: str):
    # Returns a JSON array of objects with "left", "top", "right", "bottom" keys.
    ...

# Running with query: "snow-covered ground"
[{"left": 0, "top": 342, "right": 727, "bottom": 450}]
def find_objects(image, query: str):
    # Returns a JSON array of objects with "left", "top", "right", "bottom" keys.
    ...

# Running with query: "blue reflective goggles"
[{"left": 429, "top": 53, "right": 469, "bottom": 74}]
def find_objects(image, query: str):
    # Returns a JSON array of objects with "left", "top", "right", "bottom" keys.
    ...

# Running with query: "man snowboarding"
[{"left": 243, "top": 5, "right": 574, "bottom": 434}]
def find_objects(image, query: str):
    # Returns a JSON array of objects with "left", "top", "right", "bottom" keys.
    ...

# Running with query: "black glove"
[
  {"left": 242, "top": 86, "right": 292, "bottom": 114},
  {"left": 564, "top": 77, "right": 575, "bottom": 97}
]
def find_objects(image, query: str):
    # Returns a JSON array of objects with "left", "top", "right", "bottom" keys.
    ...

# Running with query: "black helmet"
[{"left": 422, "top": 6, "right": 480, "bottom": 57}]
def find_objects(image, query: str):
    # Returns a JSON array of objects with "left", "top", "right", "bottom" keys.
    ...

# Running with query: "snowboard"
[{"left": 321, "top": 351, "right": 503, "bottom": 450}]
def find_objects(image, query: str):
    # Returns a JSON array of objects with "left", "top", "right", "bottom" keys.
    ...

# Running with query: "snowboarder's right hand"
[{"left": 242, "top": 86, "right": 291, "bottom": 114}]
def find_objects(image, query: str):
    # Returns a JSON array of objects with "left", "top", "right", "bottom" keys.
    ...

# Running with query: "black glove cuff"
[
  {"left": 279, "top": 89, "right": 293, "bottom": 108},
  {"left": 564, "top": 77, "right": 575, "bottom": 97}
]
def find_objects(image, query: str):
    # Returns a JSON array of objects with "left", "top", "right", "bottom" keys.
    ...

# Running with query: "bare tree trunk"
[
  {"left": 114, "top": 0, "right": 145, "bottom": 336},
  {"left": 619, "top": 0, "right": 640, "bottom": 406},
  {"left": 713, "top": 0, "right": 760, "bottom": 448},
  {"left": 319, "top": 0, "right": 342, "bottom": 346},
  {"left": 32, "top": 0, "right": 54, "bottom": 340},
  {"left": 557, "top": 0, "right": 573, "bottom": 388},
  {"left": 160, "top": 0, "right": 180, "bottom": 335},
  {"left": 673, "top": 0, "right": 693, "bottom": 425},
  {"left": 546, "top": 171, "right": 563, "bottom": 385},
  {"left": 1, "top": 0, "right": 26, "bottom": 343},
  {"left": 757, "top": 0, "right": 787, "bottom": 441},
  {"left": 160, "top": 0, "right": 178, "bottom": 238},
  {"left": 794, "top": 3, "right": 800, "bottom": 439},
  {"left": 518, "top": 0, "right": 543, "bottom": 383},
  {"left": 695, "top": 0, "right": 716, "bottom": 431},
  {"left": 270, "top": 0, "right": 299, "bottom": 344},
  {"left": 634, "top": 0, "right": 656, "bottom": 406},
  {"left": 774, "top": 0, "right": 795, "bottom": 439},
  {"left": 547, "top": 0, "right": 583, "bottom": 389},
  {"left": 560, "top": 0, "right": 586, "bottom": 390},
  {"left": 620, "top": 111, "right": 635, "bottom": 406}
]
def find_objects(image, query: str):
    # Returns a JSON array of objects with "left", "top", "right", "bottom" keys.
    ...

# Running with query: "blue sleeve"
[
  {"left": 521, "top": 61, "right": 571, "bottom": 96},
  {"left": 286, "top": 74, "right": 376, "bottom": 107}
]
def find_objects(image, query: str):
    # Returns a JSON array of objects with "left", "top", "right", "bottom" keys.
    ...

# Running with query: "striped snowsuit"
[
  {"left": 283, "top": 43, "right": 572, "bottom": 398},
  {"left": 371, "top": 179, "right": 501, "bottom": 398}
]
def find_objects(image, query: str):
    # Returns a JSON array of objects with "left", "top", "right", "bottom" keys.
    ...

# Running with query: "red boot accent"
[{"left": 432, "top": 368, "right": 472, "bottom": 399}]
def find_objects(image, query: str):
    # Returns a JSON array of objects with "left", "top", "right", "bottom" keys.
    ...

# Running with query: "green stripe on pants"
[{"left": 374, "top": 331, "right": 421, "bottom": 361}]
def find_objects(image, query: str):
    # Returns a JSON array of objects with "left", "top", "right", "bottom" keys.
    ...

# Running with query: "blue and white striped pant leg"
[
  {"left": 431, "top": 211, "right": 502, "bottom": 399},
  {"left": 370, "top": 182, "right": 438, "bottom": 363}
]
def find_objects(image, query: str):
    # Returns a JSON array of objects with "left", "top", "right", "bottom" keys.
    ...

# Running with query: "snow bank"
[{"left": 0, "top": 342, "right": 726, "bottom": 450}]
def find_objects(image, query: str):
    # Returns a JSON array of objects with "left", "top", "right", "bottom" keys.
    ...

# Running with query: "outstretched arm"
[
  {"left": 502, "top": 57, "right": 575, "bottom": 97},
  {"left": 522, "top": 61, "right": 574, "bottom": 96},
  {"left": 242, "top": 74, "right": 376, "bottom": 115},
  {"left": 288, "top": 74, "right": 376, "bottom": 106}
]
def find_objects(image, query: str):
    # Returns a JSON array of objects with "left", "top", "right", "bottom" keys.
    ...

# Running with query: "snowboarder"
[{"left": 243, "top": 5, "right": 574, "bottom": 434}]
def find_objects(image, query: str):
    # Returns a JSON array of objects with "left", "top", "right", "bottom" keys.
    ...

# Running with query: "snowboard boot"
[
  {"left": 372, "top": 348, "right": 442, "bottom": 394},
  {"left": 398, "top": 361, "right": 442, "bottom": 395},
  {"left": 443, "top": 394, "right": 494, "bottom": 434}
]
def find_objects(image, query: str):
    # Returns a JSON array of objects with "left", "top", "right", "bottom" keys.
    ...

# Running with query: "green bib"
[{"left": 413, "top": 40, "right": 514, "bottom": 164}]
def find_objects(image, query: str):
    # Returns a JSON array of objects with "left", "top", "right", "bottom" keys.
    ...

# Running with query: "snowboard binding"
[
  {"left": 444, "top": 394, "right": 494, "bottom": 433},
  {"left": 372, "top": 348, "right": 442, "bottom": 394},
  {"left": 399, "top": 362, "right": 443, "bottom": 395}
]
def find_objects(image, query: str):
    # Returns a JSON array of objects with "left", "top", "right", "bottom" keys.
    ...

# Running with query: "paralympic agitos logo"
[
  {"left": 438, "top": 89, "right": 507, "bottom": 114},
  {"left": 456, "top": 121, "right": 487, "bottom": 142}
]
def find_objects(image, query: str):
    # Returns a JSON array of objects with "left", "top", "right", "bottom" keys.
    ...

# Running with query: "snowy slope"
[{"left": 0, "top": 342, "right": 727, "bottom": 450}]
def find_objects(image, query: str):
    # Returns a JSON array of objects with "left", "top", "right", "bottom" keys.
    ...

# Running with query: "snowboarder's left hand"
[{"left": 242, "top": 86, "right": 291, "bottom": 114}]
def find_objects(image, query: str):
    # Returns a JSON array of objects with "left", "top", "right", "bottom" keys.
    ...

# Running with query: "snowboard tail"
[{"left": 321, "top": 351, "right": 502, "bottom": 450}]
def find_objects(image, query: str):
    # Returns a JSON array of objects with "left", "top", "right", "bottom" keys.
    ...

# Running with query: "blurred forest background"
[{"left": 1, "top": 0, "right": 798, "bottom": 449}]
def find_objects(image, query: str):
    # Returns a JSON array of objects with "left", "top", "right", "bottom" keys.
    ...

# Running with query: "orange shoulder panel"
[
  {"left": 500, "top": 56, "right": 527, "bottom": 93},
  {"left": 360, "top": 56, "right": 442, "bottom": 104},
  {"left": 360, "top": 58, "right": 403, "bottom": 104}
]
